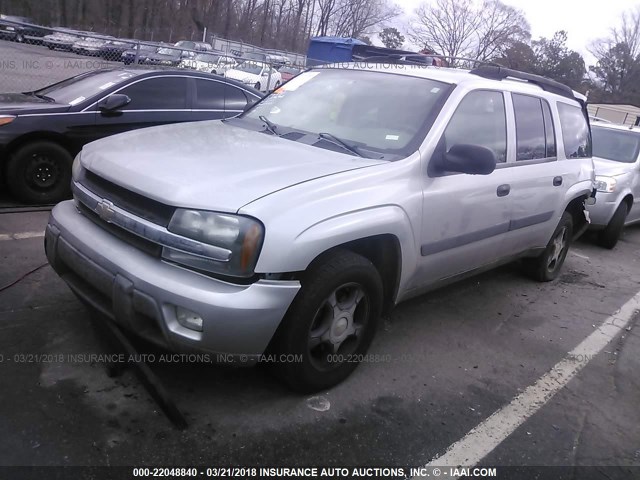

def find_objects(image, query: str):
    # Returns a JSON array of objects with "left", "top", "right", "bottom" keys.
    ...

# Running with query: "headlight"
[
  {"left": 595, "top": 176, "right": 617, "bottom": 193},
  {"left": 72, "top": 153, "right": 82, "bottom": 181},
  {"left": 163, "top": 209, "right": 264, "bottom": 278}
]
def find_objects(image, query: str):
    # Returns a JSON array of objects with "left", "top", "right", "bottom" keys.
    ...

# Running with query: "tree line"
[
  {"left": 0, "top": 0, "right": 399, "bottom": 53},
  {"left": 1, "top": 0, "right": 638, "bottom": 105}
]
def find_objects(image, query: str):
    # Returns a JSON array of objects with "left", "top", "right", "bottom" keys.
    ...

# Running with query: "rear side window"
[
  {"left": 512, "top": 94, "right": 557, "bottom": 161},
  {"left": 558, "top": 103, "right": 591, "bottom": 158},
  {"left": 443, "top": 90, "right": 507, "bottom": 163}
]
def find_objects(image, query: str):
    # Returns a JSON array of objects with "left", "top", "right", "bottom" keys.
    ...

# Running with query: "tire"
[
  {"left": 269, "top": 249, "right": 383, "bottom": 392},
  {"left": 16, "top": 34, "right": 24, "bottom": 43},
  {"left": 6, "top": 141, "right": 73, "bottom": 204},
  {"left": 597, "top": 202, "right": 628, "bottom": 249},
  {"left": 254, "top": 82, "right": 261, "bottom": 91},
  {"left": 274, "top": 81, "right": 280, "bottom": 89},
  {"left": 523, "top": 212, "right": 573, "bottom": 282}
]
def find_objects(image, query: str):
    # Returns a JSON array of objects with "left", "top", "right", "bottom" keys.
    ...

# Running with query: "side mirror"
[
  {"left": 437, "top": 144, "right": 497, "bottom": 175},
  {"left": 97, "top": 94, "right": 131, "bottom": 112}
]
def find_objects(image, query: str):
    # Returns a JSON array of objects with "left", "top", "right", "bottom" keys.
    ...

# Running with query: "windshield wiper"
[
  {"left": 318, "top": 132, "right": 364, "bottom": 158},
  {"left": 259, "top": 115, "right": 279, "bottom": 136},
  {"left": 23, "top": 91, "right": 55, "bottom": 103}
]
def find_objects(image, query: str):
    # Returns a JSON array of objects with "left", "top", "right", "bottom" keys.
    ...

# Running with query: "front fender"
[{"left": 254, "top": 205, "right": 418, "bottom": 288}]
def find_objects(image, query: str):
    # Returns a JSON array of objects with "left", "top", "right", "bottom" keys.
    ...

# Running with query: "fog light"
[{"left": 176, "top": 306, "right": 203, "bottom": 331}]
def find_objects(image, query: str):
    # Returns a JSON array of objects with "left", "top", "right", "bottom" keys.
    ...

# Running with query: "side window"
[
  {"left": 442, "top": 90, "right": 507, "bottom": 163},
  {"left": 512, "top": 94, "right": 546, "bottom": 160},
  {"left": 224, "top": 87, "right": 250, "bottom": 113},
  {"left": 542, "top": 100, "right": 556, "bottom": 157},
  {"left": 558, "top": 102, "right": 591, "bottom": 158},
  {"left": 194, "top": 79, "right": 226, "bottom": 110},
  {"left": 119, "top": 77, "right": 188, "bottom": 110}
]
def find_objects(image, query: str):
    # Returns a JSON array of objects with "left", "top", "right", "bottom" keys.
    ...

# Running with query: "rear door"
[
  {"left": 93, "top": 76, "right": 192, "bottom": 138},
  {"left": 499, "top": 93, "right": 564, "bottom": 255}
]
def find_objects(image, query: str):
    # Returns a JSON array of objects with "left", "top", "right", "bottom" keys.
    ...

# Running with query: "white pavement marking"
[
  {"left": 415, "top": 291, "right": 640, "bottom": 478},
  {"left": 0, "top": 231, "right": 45, "bottom": 242}
]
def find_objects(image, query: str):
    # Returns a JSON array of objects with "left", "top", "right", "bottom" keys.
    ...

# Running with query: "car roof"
[{"left": 315, "top": 63, "right": 583, "bottom": 105}]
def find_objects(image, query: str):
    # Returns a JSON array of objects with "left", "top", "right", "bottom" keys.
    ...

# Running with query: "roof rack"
[{"left": 469, "top": 65, "right": 575, "bottom": 100}]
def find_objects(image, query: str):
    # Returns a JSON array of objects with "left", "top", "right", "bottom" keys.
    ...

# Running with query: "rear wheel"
[
  {"left": 523, "top": 212, "right": 573, "bottom": 282},
  {"left": 6, "top": 141, "right": 73, "bottom": 204},
  {"left": 270, "top": 249, "right": 383, "bottom": 392},
  {"left": 597, "top": 202, "right": 628, "bottom": 249}
]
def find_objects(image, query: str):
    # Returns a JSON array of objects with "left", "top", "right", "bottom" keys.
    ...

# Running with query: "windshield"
[
  {"left": 243, "top": 68, "right": 450, "bottom": 158},
  {"left": 33, "top": 70, "right": 139, "bottom": 104},
  {"left": 592, "top": 127, "right": 640, "bottom": 163},
  {"left": 236, "top": 62, "right": 264, "bottom": 75}
]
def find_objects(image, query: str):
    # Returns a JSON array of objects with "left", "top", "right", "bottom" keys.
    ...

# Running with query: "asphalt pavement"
[{"left": 0, "top": 208, "right": 639, "bottom": 478}]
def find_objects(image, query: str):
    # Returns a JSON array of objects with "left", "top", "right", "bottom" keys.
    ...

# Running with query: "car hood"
[
  {"left": 225, "top": 69, "right": 258, "bottom": 83},
  {"left": 0, "top": 93, "right": 70, "bottom": 112},
  {"left": 80, "top": 120, "right": 385, "bottom": 212},
  {"left": 593, "top": 157, "right": 636, "bottom": 177}
]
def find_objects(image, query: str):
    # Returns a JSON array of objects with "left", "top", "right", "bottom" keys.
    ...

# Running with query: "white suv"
[{"left": 46, "top": 63, "right": 595, "bottom": 391}]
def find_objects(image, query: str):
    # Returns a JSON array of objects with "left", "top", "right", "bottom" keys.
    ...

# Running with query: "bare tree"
[{"left": 409, "top": 0, "right": 529, "bottom": 65}]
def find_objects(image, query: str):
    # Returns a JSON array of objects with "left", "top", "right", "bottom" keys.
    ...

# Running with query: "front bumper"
[
  {"left": 46, "top": 201, "right": 300, "bottom": 363},
  {"left": 587, "top": 192, "right": 619, "bottom": 229}
]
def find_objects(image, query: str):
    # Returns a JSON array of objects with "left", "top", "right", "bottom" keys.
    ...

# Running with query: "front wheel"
[
  {"left": 597, "top": 202, "right": 628, "bottom": 249},
  {"left": 523, "top": 212, "right": 573, "bottom": 282},
  {"left": 6, "top": 141, "right": 73, "bottom": 204},
  {"left": 269, "top": 249, "right": 383, "bottom": 392},
  {"left": 254, "top": 82, "right": 261, "bottom": 91}
]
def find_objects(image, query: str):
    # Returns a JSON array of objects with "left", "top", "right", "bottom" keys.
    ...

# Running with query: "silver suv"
[
  {"left": 45, "top": 64, "right": 595, "bottom": 392},
  {"left": 587, "top": 123, "right": 640, "bottom": 248}
]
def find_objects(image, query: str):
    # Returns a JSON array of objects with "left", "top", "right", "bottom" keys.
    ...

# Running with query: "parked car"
[
  {"left": 71, "top": 35, "right": 114, "bottom": 56},
  {"left": 279, "top": 66, "right": 302, "bottom": 83},
  {"left": 99, "top": 39, "right": 137, "bottom": 60},
  {"left": 179, "top": 52, "right": 237, "bottom": 75},
  {"left": 121, "top": 43, "right": 158, "bottom": 65},
  {"left": 143, "top": 44, "right": 186, "bottom": 66},
  {"left": 587, "top": 123, "right": 640, "bottom": 248},
  {"left": 225, "top": 61, "right": 281, "bottom": 92},
  {"left": 43, "top": 29, "right": 85, "bottom": 51},
  {"left": 174, "top": 40, "right": 213, "bottom": 53},
  {"left": 0, "top": 14, "right": 50, "bottom": 43},
  {"left": 0, "top": 68, "right": 262, "bottom": 204},
  {"left": 45, "top": 64, "right": 595, "bottom": 392}
]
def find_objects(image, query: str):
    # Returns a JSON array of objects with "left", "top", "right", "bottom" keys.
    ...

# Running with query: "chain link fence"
[{"left": 0, "top": 19, "right": 307, "bottom": 94}]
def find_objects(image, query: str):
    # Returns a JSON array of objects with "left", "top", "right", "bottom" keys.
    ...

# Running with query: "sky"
[{"left": 392, "top": 0, "right": 635, "bottom": 66}]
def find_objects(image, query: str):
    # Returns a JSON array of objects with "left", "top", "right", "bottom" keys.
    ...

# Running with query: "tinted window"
[
  {"left": 558, "top": 103, "right": 591, "bottom": 158},
  {"left": 443, "top": 90, "right": 507, "bottom": 163},
  {"left": 592, "top": 127, "right": 640, "bottom": 163},
  {"left": 120, "top": 77, "right": 188, "bottom": 110},
  {"left": 542, "top": 100, "right": 556, "bottom": 157},
  {"left": 513, "top": 94, "right": 545, "bottom": 160},
  {"left": 194, "top": 79, "right": 226, "bottom": 110}
]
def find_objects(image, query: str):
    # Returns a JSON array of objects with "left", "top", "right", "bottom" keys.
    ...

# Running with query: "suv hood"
[
  {"left": 593, "top": 157, "right": 636, "bottom": 177},
  {"left": 80, "top": 120, "right": 385, "bottom": 213}
]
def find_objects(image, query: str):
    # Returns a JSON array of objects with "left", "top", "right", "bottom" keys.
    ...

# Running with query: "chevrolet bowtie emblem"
[{"left": 96, "top": 199, "right": 115, "bottom": 222}]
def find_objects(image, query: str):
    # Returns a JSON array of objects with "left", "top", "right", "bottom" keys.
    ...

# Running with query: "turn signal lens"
[{"left": 0, "top": 116, "right": 16, "bottom": 126}]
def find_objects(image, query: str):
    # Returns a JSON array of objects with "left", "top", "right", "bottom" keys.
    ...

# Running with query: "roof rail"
[
  {"left": 469, "top": 65, "right": 575, "bottom": 100},
  {"left": 356, "top": 53, "right": 500, "bottom": 68}
]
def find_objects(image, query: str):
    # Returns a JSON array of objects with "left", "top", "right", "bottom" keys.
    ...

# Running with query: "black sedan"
[
  {"left": 0, "top": 15, "right": 50, "bottom": 43},
  {"left": 0, "top": 69, "right": 262, "bottom": 204}
]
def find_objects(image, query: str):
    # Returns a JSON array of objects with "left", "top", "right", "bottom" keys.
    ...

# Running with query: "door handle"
[
  {"left": 553, "top": 176, "right": 563, "bottom": 186},
  {"left": 497, "top": 184, "right": 511, "bottom": 197}
]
